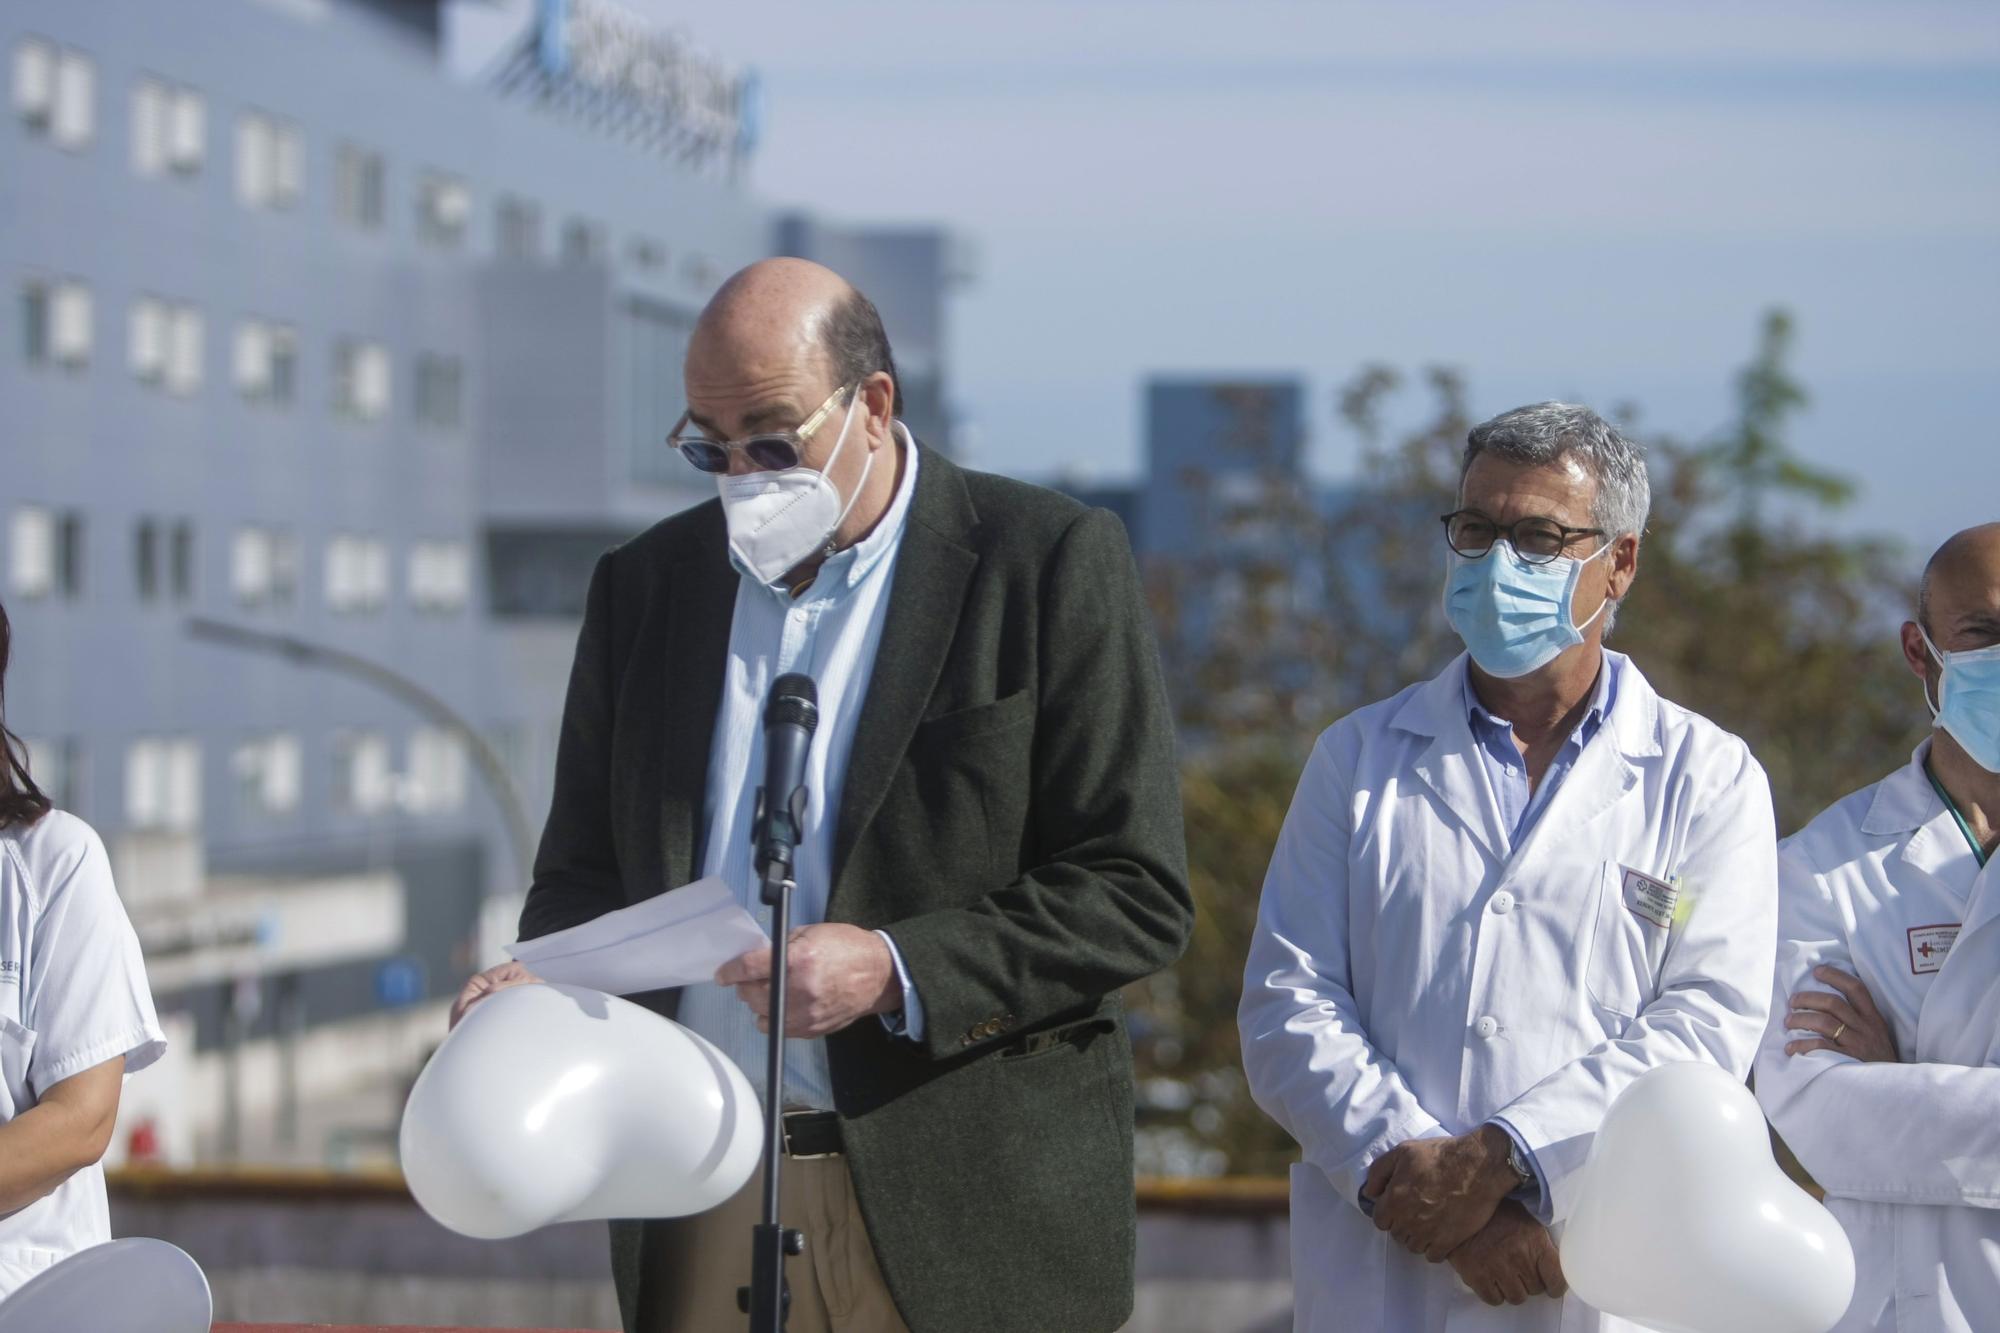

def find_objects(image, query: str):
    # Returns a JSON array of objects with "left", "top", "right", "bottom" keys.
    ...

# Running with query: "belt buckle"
[{"left": 781, "top": 1111, "right": 837, "bottom": 1161}]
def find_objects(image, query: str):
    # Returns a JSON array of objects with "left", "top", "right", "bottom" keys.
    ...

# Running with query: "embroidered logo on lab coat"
[
  {"left": 0, "top": 961, "right": 17, "bottom": 985},
  {"left": 1907, "top": 923, "right": 1959, "bottom": 975},
  {"left": 1621, "top": 866, "right": 1678, "bottom": 930}
]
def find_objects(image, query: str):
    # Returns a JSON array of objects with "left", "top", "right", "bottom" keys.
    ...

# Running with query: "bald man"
[
  {"left": 461, "top": 260, "right": 1191, "bottom": 1332},
  {"left": 1754, "top": 522, "right": 2000, "bottom": 1332}
]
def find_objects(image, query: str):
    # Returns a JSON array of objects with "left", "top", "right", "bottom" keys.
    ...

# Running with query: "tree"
[{"left": 1127, "top": 309, "right": 1920, "bottom": 1177}]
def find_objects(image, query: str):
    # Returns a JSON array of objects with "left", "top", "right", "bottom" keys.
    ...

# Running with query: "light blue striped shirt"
[
  {"left": 675, "top": 430, "right": 923, "bottom": 1110},
  {"left": 1467, "top": 651, "right": 1616, "bottom": 1221}
]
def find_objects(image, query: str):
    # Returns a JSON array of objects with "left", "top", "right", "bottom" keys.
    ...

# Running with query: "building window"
[
  {"left": 332, "top": 731, "right": 393, "bottom": 814},
  {"left": 169, "top": 520, "right": 195, "bottom": 602},
  {"left": 326, "top": 535, "right": 389, "bottom": 613},
  {"left": 128, "top": 296, "right": 162, "bottom": 382},
  {"left": 16, "top": 736, "right": 79, "bottom": 812},
  {"left": 10, "top": 506, "right": 55, "bottom": 598},
  {"left": 406, "top": 727, "right": 466, "bottom": 814},
  {"left": 13, "top": 508, "right": 84, "bottom": 600},
  {"left": 417, "top": 171, "right": 470, "bottom": 248},
  {"left": 167, "top": 305, "right": 202, "bottom": 394},
  {"left": 334, "top": 143, "right": 384, "bottom": 230},
  {"left": 625, "top": 298, "right": 698, "bottom": 484},
  {"left": 334, "top": 340, "right": 390, "bottom": 421},
  {"left": 126, "top": 737, "right": 201, "bottom": 832},
  {"left": 627, "top": 236, "right": 667, "bottom": 271},
  {"left": 230, "top": 526, "right": 298, "bottom": 609},
  {"left": 14, "top": 39, "right": 93, "bottom": 150},
  {"left": 135, "top": 518, "right": 159, "bottom": 603},
  {"left": 236, "top": 110, "right": 302, "bottom": 210},
  {"left": 497, "top": 195, "right": 541, "bottom": 259},
  {"left": 561, "top": 218, "right": 606, "bottom": 264},
  {"left": 235, "top": 318, "right": 297, "bottom": 404},
  {"left": 131, "top": 76, "right": 203, "bottom": 178},
  {"left": 232, "top": 733, "right": 301, "bottom": 817},
  {"left": 11, "top": 39, "right": 54, "bottom": 131},
  {"left": 135, "top": 517, "right": 197, "bottom": 604},
  {"left": 24, "top": 278, "right": 91, "bottom": 368},
  {"left": 408, "top": 541, "right": 470, "bottom": 613},
  {"left": 131, "top": 296, "right": 201, "bottom": 394},
  {"left": 413, "top": 354, "right": 463, "bottom": 428},
  {"left": 682, "top": 253, "right": 720, "bottom": 290}
]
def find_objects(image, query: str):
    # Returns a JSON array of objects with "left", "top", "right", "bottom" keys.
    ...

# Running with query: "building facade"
[{"left": 2, "top": 0, "right": 962, "bottom": 1167}]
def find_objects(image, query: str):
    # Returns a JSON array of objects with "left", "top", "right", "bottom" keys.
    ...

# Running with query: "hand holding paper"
[{"left": 501, "top": 876, "right": 770, "bottom": 995}]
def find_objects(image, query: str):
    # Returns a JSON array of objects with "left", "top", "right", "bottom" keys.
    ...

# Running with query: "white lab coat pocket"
[
  {"left": 1583, "top": 861, "right": 1668, "bottom": 1019},
  {"left": 0, "top": 1014, "right": 35, "bottom": 1120}
]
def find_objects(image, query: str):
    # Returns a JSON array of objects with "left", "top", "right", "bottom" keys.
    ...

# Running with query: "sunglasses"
[{"left": 667, "top": 382, "right": 856, "bottom": 475}]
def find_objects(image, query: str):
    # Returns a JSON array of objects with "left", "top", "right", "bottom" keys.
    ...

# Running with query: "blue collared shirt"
[
  {"left": 1466, "top": 652, "right": 1617, "bottom": 1221},
  {"left": 675, "top": 430, "right": 925, "bottom": 1110}
]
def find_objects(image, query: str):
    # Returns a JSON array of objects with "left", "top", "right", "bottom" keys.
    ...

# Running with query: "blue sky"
[{"left": 636, "top": 0, "right": 1999, "bottom": 569}]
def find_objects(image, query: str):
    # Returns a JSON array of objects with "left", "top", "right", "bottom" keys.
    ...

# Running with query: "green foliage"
[{"left": 1127, "top": 310, "right": 1921, "bottom": 1177}]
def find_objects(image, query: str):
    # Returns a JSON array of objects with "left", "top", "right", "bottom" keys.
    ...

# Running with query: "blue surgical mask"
[
  {"left": 1921, "top": 627, "right": 2000, "bottom": 774},
  {"left": 1444, "top": 541, "right": 1611, "bottom": 679}
]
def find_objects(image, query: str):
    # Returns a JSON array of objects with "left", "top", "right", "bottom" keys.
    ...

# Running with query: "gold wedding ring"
[{"left": 1832, "top": 1021, "right": 1847, "bottom": 1041}]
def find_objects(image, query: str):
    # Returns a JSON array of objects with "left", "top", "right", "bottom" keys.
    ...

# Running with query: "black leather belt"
[{"left": 781, "top": 1110, "right": 842, "bottom": 1159}]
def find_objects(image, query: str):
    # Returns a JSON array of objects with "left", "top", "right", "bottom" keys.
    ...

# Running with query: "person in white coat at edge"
[
  {"left": 0, "top": 599, "right": 166, "bottom": 1297},
  {"left": 1239, "top": 402, "right": 1780, "bottom": 1332},
  {"left": 1754, "top": 522, "right": 2000, "bottom": 1333}
]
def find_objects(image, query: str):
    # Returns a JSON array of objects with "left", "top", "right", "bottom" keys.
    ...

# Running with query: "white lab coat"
[
  {"left": 0, "top": 811, "right": 165, "bottom": 1296},
  {"left": 1753, "top": 741, "right": 2000, "bottom": 1333},
  {"left": 1240, "top": 652, "right": 1778, "bottom": 1333}
]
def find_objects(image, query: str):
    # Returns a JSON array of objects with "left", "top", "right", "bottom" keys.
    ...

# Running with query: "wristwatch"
[{"left": 1504, "top": 1135, "right": 1535, "bottom": 1189}]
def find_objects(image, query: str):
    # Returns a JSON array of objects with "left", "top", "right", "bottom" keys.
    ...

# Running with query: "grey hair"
[{"left": 1461, "top": 401, "right": 1650, "bottom": 633}]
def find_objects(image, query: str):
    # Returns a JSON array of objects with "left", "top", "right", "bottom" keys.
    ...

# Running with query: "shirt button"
[
  {"left": 1475, "top": 1016, "right": 1499, "bottom": 1040},
  {"left": 1490, "top": 891, "right": 1515, "bottom": 915}
]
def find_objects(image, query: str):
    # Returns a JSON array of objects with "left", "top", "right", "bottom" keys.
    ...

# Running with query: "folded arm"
[{"left": 1754, "top": 848, "right": 2000, "bottom": 1208}]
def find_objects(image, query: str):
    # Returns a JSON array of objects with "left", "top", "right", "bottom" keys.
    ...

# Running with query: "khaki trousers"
[{"left": 635, "top": 1154, "right": 912, "bottom": 1333}]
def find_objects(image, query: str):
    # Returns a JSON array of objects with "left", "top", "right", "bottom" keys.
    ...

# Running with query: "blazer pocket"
[{"left": 915, "top": 689, "right": 1033, "bottom": 745}]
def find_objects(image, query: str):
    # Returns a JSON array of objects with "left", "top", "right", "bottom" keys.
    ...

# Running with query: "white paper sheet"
[{"left": 505, "top": 876, "right": 770, "bottom": 995}]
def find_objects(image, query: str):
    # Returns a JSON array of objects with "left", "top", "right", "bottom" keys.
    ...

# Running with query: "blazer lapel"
[
  {"left": 661, "top": 506, "right": 737, "bottom": 890},
  {"left": 830, "top": 446, "right": 979, "bottom": 908}
]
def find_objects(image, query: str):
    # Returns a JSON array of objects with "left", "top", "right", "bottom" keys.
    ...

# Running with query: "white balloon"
[
  {"left": 0, "top": 1237, "right": 211, "bottom": 1333},
  {"left": 400, "top": 982, "right": 762, "bottom": 1240},
  {"left": 1561, "top": 1061, "right": 1854, "bottom": 1333}
]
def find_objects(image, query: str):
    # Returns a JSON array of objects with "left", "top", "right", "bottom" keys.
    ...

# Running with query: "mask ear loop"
[
  {"left": 818, "top": 390, "right": 874, "bottom": 558},
  {"left": 1918, "top": 625, "right": 1946, "bottom": 719},
  {"left": 1568, "top": 538, "right": 1618, "bottom": 636}
]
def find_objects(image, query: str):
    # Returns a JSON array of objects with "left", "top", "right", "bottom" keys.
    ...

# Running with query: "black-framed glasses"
[
  {"left": 667, "top": 382, "right": 856, "bottom": 475},
  {"left": 1440, "top": 509, "right": 1606, "bottom": 565}
]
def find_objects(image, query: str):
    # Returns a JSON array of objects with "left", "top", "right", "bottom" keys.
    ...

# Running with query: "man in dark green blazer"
[{"left": 457, "top": 259, "right": 1190, "bottom": 1332}]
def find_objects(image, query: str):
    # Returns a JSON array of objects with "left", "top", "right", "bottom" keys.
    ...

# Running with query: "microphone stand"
[{"left": 740, "top": 785, "right": 809, "bottom": 1332}]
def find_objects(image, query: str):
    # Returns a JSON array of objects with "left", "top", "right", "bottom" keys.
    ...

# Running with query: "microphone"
[{"left": 753, "top": 673, "right": 818, "bottom": 890}]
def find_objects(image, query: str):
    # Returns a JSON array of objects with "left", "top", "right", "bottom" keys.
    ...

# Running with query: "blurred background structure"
[
  {"left": 4, "top": 0, "right": 967, "bottom": 1177},
  {"left": 2, "top": 0, "right": 1994, "bottom": 1329}
]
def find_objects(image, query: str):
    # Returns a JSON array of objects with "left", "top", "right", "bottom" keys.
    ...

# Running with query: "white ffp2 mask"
[{"left": 716, "top": 391, "right": 872, "bottom": 586}]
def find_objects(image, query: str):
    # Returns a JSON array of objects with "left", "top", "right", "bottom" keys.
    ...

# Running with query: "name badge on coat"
[
  {"left": 1907, "top": 923, "right": 1959, "bottom": 975},
  {"left": 1621, "top": 866, "right": 1679, "bottom": 930}
]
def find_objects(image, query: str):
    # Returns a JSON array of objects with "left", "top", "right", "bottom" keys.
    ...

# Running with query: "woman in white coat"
[
  {"left": 0, "top": 601, "right": 166, "bottom": 1296},
  {"left": 1240, "top": 404, "right": 1779, "bottom": 1333},
  {"left": 1755, "top": 522, "right": 2000, "bottom": 1333}
]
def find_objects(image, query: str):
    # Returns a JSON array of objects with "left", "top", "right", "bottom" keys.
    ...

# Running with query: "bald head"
[
  {"left": 1918, "top": 522, "right": 2000, "bottom": 648},
  {"left": 694, "top": 258, "right": 853, "bottom": 379},
  {"left": 684, "top": 259, "right": 901, "bottom": 443}
]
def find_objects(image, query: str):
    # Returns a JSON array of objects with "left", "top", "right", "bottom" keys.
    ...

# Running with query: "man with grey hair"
[{"left": 1241, "top": 402, "right": 1779, "bottom": 1329}]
